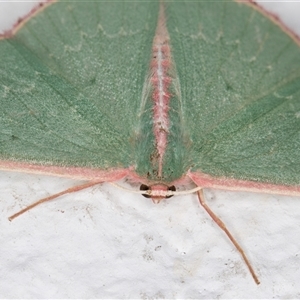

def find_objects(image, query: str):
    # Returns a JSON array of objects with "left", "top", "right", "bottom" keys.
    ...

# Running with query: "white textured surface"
[{"left": 0, "top": 2, "right": 300, "bottom": 298}]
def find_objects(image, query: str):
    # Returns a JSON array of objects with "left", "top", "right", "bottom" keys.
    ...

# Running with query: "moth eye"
[
  {"left": 166, "top": 185, "right": 176, "bottom": 199},
  {"left": 140, "top": 184, "right": 151, "bottom": 198},
  {"left": 168, "top": 185, "right": 176, "bottom": 192}
]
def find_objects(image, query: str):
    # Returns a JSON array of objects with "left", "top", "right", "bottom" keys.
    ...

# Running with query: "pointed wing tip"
[
  {"left": 0, "top": 0, "right": 55, "bottom": 40},
  {"left": 236, "top": 0, "right": 300, "bottom": 46}
]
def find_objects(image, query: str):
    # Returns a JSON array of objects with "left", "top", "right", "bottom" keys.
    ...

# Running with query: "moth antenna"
[
  {"left": 109, "top": 182, "right": 149, "bottom": 194},
  {"left": 8, "top": 181, "right": 102, "bottom": 221},
  {"left": 172, "top": 186, "right": 202, "bottom": 195},
  {"left": 197, "top": 189, "right": 260, "bottom": 285}
]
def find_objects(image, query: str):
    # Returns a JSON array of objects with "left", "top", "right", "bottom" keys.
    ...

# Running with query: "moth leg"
[
  {"left": 9, "top": 181, "right": 102, "bottom": 221},
  {"left": 197, "top": 189, "right": 260, "bottom": 285}
]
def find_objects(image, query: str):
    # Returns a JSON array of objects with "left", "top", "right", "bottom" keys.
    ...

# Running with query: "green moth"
[{"left": 0, "top": 0, "right": 300, "bottom": 285}]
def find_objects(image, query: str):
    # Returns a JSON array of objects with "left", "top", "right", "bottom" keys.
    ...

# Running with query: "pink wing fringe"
[
  {"left": 0, "top": 0, "right": 54, "bottom": 39},
  {"left": 1, "top": 160, "right": 300, "bottom": 197}
]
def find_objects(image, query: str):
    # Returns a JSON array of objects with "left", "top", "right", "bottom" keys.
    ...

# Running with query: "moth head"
[{"left": 140, "top": 184, "right": 176, "bottom": 203}]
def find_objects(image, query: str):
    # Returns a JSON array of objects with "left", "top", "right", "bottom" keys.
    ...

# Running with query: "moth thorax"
[{"left": 140, "top": 184, "right": 176, "bottom": 203}]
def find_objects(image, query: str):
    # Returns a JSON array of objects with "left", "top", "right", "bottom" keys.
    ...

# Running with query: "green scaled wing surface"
[
  {"left": 0, "top": 2, "right": 158, "bottom": 170},
  {"left": 166, "top": 1, "right": 300, "bottom": 186}
]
